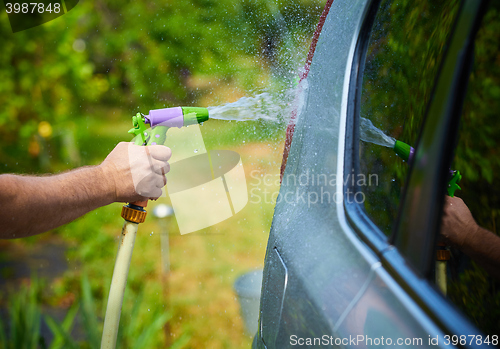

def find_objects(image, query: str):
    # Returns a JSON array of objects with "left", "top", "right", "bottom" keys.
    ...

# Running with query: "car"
[{"left": 254, "top": 0, "right": 500, "bottom": 347}]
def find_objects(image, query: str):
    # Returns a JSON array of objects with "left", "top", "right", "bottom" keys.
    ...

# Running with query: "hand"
[
  {"left": 440, "top": 196, "right": 479, "bottom": 248},
  {"left": 100, "top": 142, "right": 172, "bottom": 202}
]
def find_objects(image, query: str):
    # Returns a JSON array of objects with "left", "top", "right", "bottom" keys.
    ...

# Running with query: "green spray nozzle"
[
  {"left": 128, "top": 107, "right": 209, "bottom": 146},
  {"left": 392, "top": 140, "right": 462, "bottom": 197},
  {"left": 128, "top": 113, "right": 149, "bottom": 145},
  {"left": 393, "top": 140, "right": 414, "bottom": 162},
  {"left": 447, "top": 170, "right": 462, "bottom": 197},
  {"left": 181, "top": 107, "right": 209, "bottom": 126}
]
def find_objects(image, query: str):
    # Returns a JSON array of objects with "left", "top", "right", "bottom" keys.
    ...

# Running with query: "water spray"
[{"left": 100, "top": 107, "right": 209, "bottom": 349}]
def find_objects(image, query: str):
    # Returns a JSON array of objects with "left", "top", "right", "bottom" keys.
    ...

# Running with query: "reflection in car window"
[
  {"left": 443, "top": 1, "right": 500, "bottom": 335},
  {"left": 358, "top": 0, "right": 460, "bottom": 236}
]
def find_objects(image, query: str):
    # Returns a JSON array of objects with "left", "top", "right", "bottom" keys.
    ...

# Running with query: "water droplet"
[{"left": 194, "top": 149, "right": 198, "bottom": 153}]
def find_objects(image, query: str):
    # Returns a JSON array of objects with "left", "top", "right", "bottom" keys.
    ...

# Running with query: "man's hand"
[
  {"left": 441, "top": 196, "right": 479, "bottom": 248},
  {"left": 0, "top": 142, "right": 172, "bottom": 238},
  {"left": 440, "top": 196, "right": 500, "bottom": 280},
  {"left": 100, "top": 142, "right": 172, "bottom": 203}
]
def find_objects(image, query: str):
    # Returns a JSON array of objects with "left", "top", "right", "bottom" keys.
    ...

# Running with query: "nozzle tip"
[
  {"left": 394, "top": 140, "right": 413, "bottom": 162},
  {"left": 182, "top": 107, "right": 209, "bottom": 125}
]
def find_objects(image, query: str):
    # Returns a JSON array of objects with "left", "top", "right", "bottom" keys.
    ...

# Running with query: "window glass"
[
  {"left": 442, "top": 1, "right": 500, "bottom": 335},
  {"left": 358, "top": 0, "right": 460, "bottom": 236}
]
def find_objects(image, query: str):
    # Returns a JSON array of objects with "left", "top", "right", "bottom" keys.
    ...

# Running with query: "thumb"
[{"left": 147, "top": 145, "right": 172, "bottom": 162}]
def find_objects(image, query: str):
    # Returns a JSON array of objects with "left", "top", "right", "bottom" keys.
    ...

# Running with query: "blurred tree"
[
  {"left": 0, "top": 0, "right": 322, "bottom": 173},
  {"left": 0, "top": 3, "right": 100, "bottom": 172}
]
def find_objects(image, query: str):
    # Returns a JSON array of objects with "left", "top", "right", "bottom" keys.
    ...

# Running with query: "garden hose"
[{"left": 100, "top": 107, "right": 209, "bottom": 349}]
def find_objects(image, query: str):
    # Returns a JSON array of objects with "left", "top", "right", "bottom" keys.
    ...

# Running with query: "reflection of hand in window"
[
  {"left": 440, "top": 196, "right": 477, "bottom": 247},
  {"left": 440, "top": 196, "right": 500, "bottom": 280}
]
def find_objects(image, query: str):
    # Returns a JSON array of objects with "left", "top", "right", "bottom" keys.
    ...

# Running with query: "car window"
[
  {"left": 442, "top": 0, "right": 500, "bottom": 336},
  {"left": 357, "top": 0, "right": 461, "bottom": 236}
]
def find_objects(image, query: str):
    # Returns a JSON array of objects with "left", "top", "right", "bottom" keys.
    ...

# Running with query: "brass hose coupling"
[
  {"left": 436, "top": 243, "right": 451, "bottom": 261},
  {"left": 121, "top": 203, "right": 147, "bottom": 224}
]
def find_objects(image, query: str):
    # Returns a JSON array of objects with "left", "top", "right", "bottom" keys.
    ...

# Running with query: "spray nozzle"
[
  {"left": 447, "top": 170, "right": 462, "bottom": 197},
  {"left": 128, "top": 112, "right": 149, "bottom": 145},
  {"left": 393, "top": 140, "right": 414, "bottom": 163},
  {"left": 392, "top": 140, "right": 461, "bottom": 197},
  {"left": 128, "top": 107, "right": 209, "bottom": 146},
  {"left": 145, "top": 107, "right": 209, "bottom": 128}
]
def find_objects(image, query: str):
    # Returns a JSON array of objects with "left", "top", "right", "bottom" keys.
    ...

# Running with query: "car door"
[{"left": 255, "top": 0, "right": 496, "bottom": 348}]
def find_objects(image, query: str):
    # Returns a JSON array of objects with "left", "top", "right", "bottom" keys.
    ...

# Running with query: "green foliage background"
[
  {"left": 0, "top": 0, "right": 321, "bottom": 174},
  {"left": 449, "top": 2, "right": 500, "bottom": 334}
]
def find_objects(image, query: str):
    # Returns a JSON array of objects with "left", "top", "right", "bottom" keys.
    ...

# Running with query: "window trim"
[{"left": 343, "top": 0, "right": 388, "bottom": 255}]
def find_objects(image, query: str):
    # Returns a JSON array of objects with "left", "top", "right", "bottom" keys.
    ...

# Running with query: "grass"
[
  {"left": 0, "top": 273, "right": 175, "bottom": 349},
  {"left": 0, "top": 277, "right": 42, "bottom": 349},
  {"left": 0, "top": 106, "right": 285, "bottom": 348}
]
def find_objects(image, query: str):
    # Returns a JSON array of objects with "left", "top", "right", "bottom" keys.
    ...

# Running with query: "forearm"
[
  {"left": 0, "top": 165, "right": 114, "bottom": 239},
  {"left": 460, "top": 226, "right": 500, "bottom": 280},
  {"left": 0, "top": 142, "right": 171, "bottom": 239}
]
